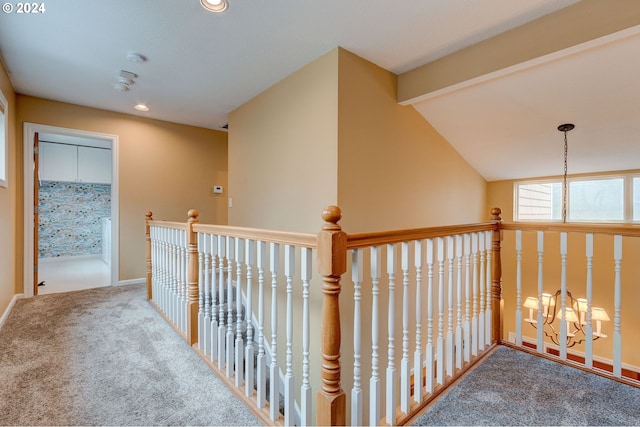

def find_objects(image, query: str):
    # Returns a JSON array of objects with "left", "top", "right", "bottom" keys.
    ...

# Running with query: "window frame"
[
  {"left": 0, "top": 89, "right": 7, "bottom": 188},
  {"left": 514, "top": 173, "right": 640, "bottom": 224}
]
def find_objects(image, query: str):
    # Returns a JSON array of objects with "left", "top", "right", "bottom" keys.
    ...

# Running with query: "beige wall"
[
  {"left": 337, "top": 48, "right": 487, "bottom": 232},
  {"left": 228, "top": 49, "right": 339, "bottom": 232},
  {"left": 488, "top": 176, "right": 640, "bottom": 368},
  {"left": 16, "top": 96, "right": 228, "bottom": 282},
  {"left": 0, "top": 60, "right": 17, "bottom": 315}
]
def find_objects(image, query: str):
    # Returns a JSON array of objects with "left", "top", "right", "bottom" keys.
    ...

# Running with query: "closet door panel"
[
  {"left": 78, "top": 146, "right": 111, "bottom": 184},
  {"left": 39, "top": 142, "right": 77, "bottom": 182}
]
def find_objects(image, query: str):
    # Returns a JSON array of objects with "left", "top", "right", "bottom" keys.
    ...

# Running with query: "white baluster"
[
  {"left": 174, "top": 230, "right": 179, "bottom": 327},
  {"left": 536, "top": 231, "right": 544, "bottom": 353},
  {"left": 436, "top": 237, "right": 445, "bottom": 385},
  {"left": 515, "top": 230, "right": 522, "bottom": 347},
  {"left": 414, "top": 240, "right": 424, "bottom": 403},
  {"left": 455, "top": 235, "right": 463, "bottom": 370},
  {"left": 181, "top": 229, "right": 188, "bottom": 333},
  {"left": 446, "top": 235, "right": 454, "bottom": 377},
  {"left": 172, "top": 229, "right": 179, "bottom": 325},
  {"left": 585, "top": 234, "right": 594, "bottom": 368},
  {"left": 198, "top": 233, "right": 205, "bottom": 350},
  {"left": 560, "top": 232, "right": 568, "bottom": 361},
  {"left": 176, "top": 230, "right": 186, "bottom": 333},
  {"left": 165, "top": 228, "right": 172, "bottom": 316},
  {"left": 300, "top": 247, "right": 313, "bottom": 427},
  {"left": 235, "top": 237, "right": 244, "bottom": 388},
  {"left": 471, "top": 233, "right": 479, "bottom": 357},
  {"left": 351, "top": 248, "right": 363, "bottom": 427},
  {"left": 370, "top": 246, "right": 381, "bottom": 426},
  {"left": 256, "top": 240, "right": 267, "bottom": 408},
  {"left": 169, "top": 228, "right": 174, "bottom": 317},
  {"left": 244, "top": 239, "right": 255, "bottom": 397},
  {"left": 425, "top": 239, "right": 435, "bottom": 394},
  {"left": 218, "top": 235, "right": 226, "bottom": 369},
  {"left": 203, "top": 234, "right": 212, "bottom": 356},
  {"left": 463, "top": 233, "right": 471, "bottom": 363},
  {"left": 485, "top": 231, "right": 492, "bottom": 345},
  {"left": 400, "top": 241, "right": 410, "bottom": 414},
  {"left": 210, "top": 235, "right": 219, "bottom": 362},
  {"left": 284, "top": 245, "right": 295, "bottom": 426},
  {"left": 613, "top": 235, "right": 622, "bottom": 377},
  {"left": 478, "top": 232, "right": 486, "bottom": 350},
  {"left": 269, "top": 242, "right": 280, "bottom": 421},
  {"left": 226, "top": 236, "right": 235, "bottom": 378},
  {"left": 386, "top": 243, "right": 397, "bottom": 425}
]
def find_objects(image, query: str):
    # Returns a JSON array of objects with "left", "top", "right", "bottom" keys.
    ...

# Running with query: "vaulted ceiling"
[{"left": 1, "top": 0, "right": 638, "bottom": 181}]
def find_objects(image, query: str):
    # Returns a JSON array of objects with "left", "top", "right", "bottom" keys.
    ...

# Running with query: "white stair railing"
[
  {"left": 344, "top": 227, "right": 496, "bottom": 426},
  {"left": 505, "top": 222, "right": 640, "bottom": 384},
  {"left": 149, "top": 222, "right": 189, "bottom": 337},
  {"left": 147, "top": 210, "right": 501, "bottom": 426}
]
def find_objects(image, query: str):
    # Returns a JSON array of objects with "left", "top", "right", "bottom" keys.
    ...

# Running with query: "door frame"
[{"left": 23, "top": 122, "right": 120, "bottom": 297}]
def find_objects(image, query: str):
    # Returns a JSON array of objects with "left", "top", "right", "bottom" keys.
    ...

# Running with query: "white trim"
[
  {"left": 0, "top": 293, "right": 24, "bottom": 330},
  {"left": 117, "top": 278, "right": 145, "bottom": 286},
  {"left": 39, "top": 254, "right": 104, "bottom": 263},
  {"left": 508, "top": 331, "right": 640, "bottom": 374},
  {"left": 23, "top": 123, "right": 120, "bottom": 297},
  {"left": 0, "top": 88, "right": 7, "bottom": 188},
  {"left": 514, "top": 173, "right": 633, "bottom": 223}
]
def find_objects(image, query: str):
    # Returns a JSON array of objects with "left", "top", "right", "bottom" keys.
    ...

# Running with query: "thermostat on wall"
[{"left": 213, "top": 185, "right": 223, "bottom": 194}]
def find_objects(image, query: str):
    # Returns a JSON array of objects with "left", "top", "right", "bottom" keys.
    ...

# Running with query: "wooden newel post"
[
  {"left": 316, "top": 206, "right": 347, "bottom": 426},
  {"left": 145, "top": 211, "right": 153, "bottom": 300},
  {"left": 187, "top": 209, "right": 200, "bottom": 346},
  {"left": 490, "top": 207, "right": 503, "bottom": 345}
]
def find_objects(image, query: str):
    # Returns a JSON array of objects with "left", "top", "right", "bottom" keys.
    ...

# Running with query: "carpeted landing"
[
  {"left": 412, "top": 345, "right": 640, "bottom": 426},
  {"left": 0, "top": 284, "right": 260, "bottom": 426},
  {"left": 3, "top": 283, "right": 639, "bottom": 426}
]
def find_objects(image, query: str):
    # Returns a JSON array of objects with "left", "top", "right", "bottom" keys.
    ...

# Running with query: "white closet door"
[
  {"left": 39, "top": 142, "right": 77, "bottom": 182},
  {"left": 78, "top": 146, "right": 111, "bottom": 184}
]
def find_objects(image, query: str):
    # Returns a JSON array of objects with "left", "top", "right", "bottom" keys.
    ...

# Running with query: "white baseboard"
[
  {"left": 0, "top": 293, "right": 24, "bottom": 330},
  {"left": 117, "top": 278, "right": 145, "bottom": 286}
]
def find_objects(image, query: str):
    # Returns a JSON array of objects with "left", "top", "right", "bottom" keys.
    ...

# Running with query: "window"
[
  {"left": 634, "top": 177, "right": 640, "bottom": 222},
  {"left": 515, "top": 175, "right": 638, "bottom": 223},
  {"left": 569, "top": 178, "right": 624, "bottom": 221},
  {"left": 0, "top": 89, "right": 7, "bottom": 188}
]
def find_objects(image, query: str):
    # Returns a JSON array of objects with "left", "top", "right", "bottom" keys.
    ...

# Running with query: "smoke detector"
[
  {"left": 112, "top": 82, "right": 130, "bottom": 92},
  {"left": 127, "top": 53, "right": 146, "bottom": 63},
  {"left": 119, "top": 70, "right": 137, "bottom": 80}
]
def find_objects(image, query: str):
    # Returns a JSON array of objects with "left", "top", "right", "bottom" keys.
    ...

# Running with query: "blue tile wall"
[{"left": 38, "top": 181, "right": 111, "bottom": 258}]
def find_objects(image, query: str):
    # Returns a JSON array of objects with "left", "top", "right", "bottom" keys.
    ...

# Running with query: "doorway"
[{"left": 24, "top": 123, "right": 119, "bottom": 297}]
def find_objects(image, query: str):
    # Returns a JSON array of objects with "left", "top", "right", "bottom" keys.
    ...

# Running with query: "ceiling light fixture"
[
  {"left": 523, "top": 289, "right": 609, "bottom": 347},
  {"left": 134, "top": 104, "right": 149, "bottom": 112},
  {"left": 200, "top": 0, "right": 228, "bottom": 13},
  {"left": 557, "top": 123, "right": 574, "bottom": 223}
]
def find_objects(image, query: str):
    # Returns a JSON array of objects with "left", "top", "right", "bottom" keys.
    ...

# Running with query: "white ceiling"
[{"left": 2, "top": 0, "right": 637, "bottom": 181}]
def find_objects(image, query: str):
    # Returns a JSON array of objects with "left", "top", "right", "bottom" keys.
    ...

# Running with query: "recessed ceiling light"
[
  {"left": 134, "top": 104, "right": 149, "bottom": 112},
  {"left": 200, "top": 0, "right": 228, "bottom": 13}
]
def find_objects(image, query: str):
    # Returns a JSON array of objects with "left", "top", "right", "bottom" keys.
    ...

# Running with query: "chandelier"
[{"left": 523, "top": 290, "right": 610, "bottom": 347}]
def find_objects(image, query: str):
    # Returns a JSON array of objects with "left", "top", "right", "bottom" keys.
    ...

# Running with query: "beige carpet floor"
[{"left": 0, "top": 283, "right": 261, "bottom": 426}]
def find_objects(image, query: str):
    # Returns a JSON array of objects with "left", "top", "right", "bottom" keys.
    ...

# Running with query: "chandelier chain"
[{"left": 563, "top": 130, "right": 568, "bottom": 223}]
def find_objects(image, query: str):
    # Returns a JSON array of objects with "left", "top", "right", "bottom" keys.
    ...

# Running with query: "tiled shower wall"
[{"left": 38, "top": 181, "right": 111, "bottom": 258}]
